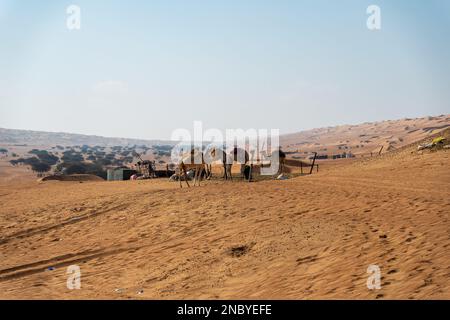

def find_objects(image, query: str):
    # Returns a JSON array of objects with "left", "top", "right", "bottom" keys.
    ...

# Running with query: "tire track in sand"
[
  {"left": 0, "top": 246, "right": 138, "bottom": 281},
  {"left": 0, "top": 204, "right": 128, "bottom": 245}
]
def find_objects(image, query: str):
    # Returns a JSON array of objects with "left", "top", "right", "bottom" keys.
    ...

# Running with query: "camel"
[
  {"left": 272, "top": 148, "right": 286, "bottom": 175},
  {"left": 204, "top": 147, "right": 233, "bottom": 180},
  {"left": 230, "top": 147, "right": 250, "bottom": 180},
  {"left": 259, "top": 148, "right": 286, "bottom": 175},
  {"left": 178, "top": 149, "right": 206, "bottom": 188}
]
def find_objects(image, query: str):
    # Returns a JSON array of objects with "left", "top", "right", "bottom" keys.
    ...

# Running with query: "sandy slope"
[
  {"left": 0, "top": 136, "right": 449, "bottom": 300},
  {"left": 281, "top": 114, "right": 450, "bottom": 157}
]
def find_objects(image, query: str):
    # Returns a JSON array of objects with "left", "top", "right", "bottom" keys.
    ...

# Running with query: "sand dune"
[
  {"left": 0, "top": 131, "right": 449, "bottom": 299},
  {"left": 281, "top": 114, "right": 450, "bottom": 158}
]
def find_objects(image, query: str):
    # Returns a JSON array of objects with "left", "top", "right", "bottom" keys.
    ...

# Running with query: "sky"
[{"left": 0, "top": 0, "right": 449, "bottom": 140}]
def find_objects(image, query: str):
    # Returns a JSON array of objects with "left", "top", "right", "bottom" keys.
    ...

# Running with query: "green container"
[{"left": 107, "top": 168, "right": 137, "bottom": 181}]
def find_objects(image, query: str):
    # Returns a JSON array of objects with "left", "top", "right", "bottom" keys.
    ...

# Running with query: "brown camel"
[
  {"left": 178, "top": 149, "right": 206, "bottom": 188},
  {"left": 260, "top": 148, "right": 286, "bottom": 175},
  {"left": 205, "top": 147, "right": 231, "bottom": 180}
]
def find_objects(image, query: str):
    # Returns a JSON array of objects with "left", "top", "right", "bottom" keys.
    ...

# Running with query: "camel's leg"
[
  {"left": 195, "top": 167, "right": 202, "bottom": 186},
  {"left": 201, "top": 165, "right": 205, "bottom": 185},
  {"left": 198, "top": 166, "right": 202, "bottom": 185},
  {"left": 228, "top": 164, "right": 233, "bottom": 181},
  {"left": 205, "top": 164, "right": 210, "bottom": 180},
  {"left": 207, "top": 164, "right": 212, "bottom": 180},
  {"left": 195, "top": 167, "right": 200, "bottom": 186},
  {"left": 197, "top": 166, "right": 203, "bottom": 186},
  {"left": 248, "top": 164, "right": 253, "bottom": 182},
  {"left": 179, "top": 165, "right": 183, "bottom": 188},
  {"left": 183, "top": 167, "right": 190, "bottom": 188},
  {"left": 223, "top": 163, "right": 227, "bottom": 180}
]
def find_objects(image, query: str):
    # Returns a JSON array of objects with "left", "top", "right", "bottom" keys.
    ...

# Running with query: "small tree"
[
  {"left": 65, "top": 163, "right": 87, "bottom": 175},
  {"left": 31, "top": 162, "right": 51, "bottom": 175}
]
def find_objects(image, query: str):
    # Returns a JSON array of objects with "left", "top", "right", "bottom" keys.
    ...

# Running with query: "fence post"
[{"left": 309, "top": 152, "right": 317, "bottom": 175}]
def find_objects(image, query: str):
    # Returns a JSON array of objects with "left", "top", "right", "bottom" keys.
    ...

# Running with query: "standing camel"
[
  {"left": 205, "top": 147, "right": 232, "bottom": 180},
  {"left": 178, "top": 149, "right": 206, "bottom": 188},
  {"left": 272, "top": 148, "right": 286, "bottom": 175},
  {"left": 229, "top": 147, "right": 250, "bottom": 180},
  {"left": 259, "top": 148, "right": 286, "bottom": 175}
]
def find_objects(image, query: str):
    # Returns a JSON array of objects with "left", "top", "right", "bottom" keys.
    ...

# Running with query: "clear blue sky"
[{"left": 0, "top": 0, "right": 449, "bottom": 140}]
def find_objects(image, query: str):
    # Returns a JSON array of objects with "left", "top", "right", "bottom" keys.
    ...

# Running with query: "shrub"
[
  {"left": 62, "top": 150, "right": 84, "bottom": 162},
  {"left": 95, "top": 158, "right": 112, "bottom": 166},
  {"left": 86, "top": 155, "right": 97, "bottom": 161},
  {"left": 31, "top": 162, "right": 51, "bottom": 173},
  {"left": 59, "top": 162, "right": 107, "bottom": 179},
  {"left": 29, "top": 150, "right": 59, "bottom": 165},
  {"left": 64, "top": 163, "right": 87, "bottom": 175}
]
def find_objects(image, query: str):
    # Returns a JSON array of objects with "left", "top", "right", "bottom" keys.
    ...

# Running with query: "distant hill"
[
  {"left": 0, "top": 128, "right": 173, "bottom": 147},
  {"left": 280, "top": 114, "right": 450, "bottom": 158},
  {"left": 1, "top": 114, "right": 449, "bottom": 155}
]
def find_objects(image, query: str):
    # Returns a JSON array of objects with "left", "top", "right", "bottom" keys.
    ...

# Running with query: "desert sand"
[{"left": 0, "top": 131, "right": 449, "bottom": 299}]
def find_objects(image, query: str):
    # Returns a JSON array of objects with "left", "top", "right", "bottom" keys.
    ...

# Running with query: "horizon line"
[{"left": 1, "top": 113, "right": 449, "bottom": 143}]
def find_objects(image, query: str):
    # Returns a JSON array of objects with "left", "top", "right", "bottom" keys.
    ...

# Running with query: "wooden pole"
[
  {"left": 309, "top": 152, "right": 317, "bottom": 175},
  {"left": 378, "top": 146, "right": 384, "bottom": 156}
]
